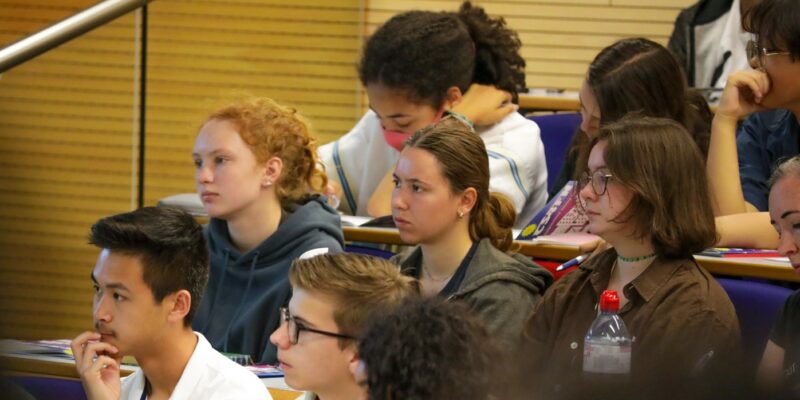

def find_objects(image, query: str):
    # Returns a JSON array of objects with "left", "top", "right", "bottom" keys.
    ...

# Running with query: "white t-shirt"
[
  {"left": 318, "top": 110, "right": 548, "bottom": 229},
  {"left": 694, "top": 0, "right": 751, "bottom": 96},
  {"left": 120, "top": 332, "right": 271, "bottom": 400}
]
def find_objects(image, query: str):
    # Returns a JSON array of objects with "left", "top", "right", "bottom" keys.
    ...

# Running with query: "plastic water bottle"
[{"left": 583, "top": 290, "right": 631, "bottom": 384}]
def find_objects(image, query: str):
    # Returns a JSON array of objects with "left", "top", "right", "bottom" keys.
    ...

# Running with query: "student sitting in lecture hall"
[
  {"left": 71, "top": 207, "right": 269, "bottom": 400},
  {"left": 523, "top": 117, "right": 740, "bottom": 400},
  {"left": 190, "top": 97, "right": 344, "bottom": 365},
  {"left": 757, "top": 156, "right": 800, "bottom": 399},
  {"left": 356, "top": 298, "right": 501, "bottom": 400},
  {"left": 390, "top": 117, "right": 552, "bottom": 355},
  {"left": 269, "top": 253, "right": 418, "bottom": 400},
  {"left": 708, "top": 0, "right": 800, "bottom": 249},
  {"left": 318, "top": 1, "right": 548, "bottom": 228},
  {"left": 550, "top": 37, "right": 713, "bottom": 199}
]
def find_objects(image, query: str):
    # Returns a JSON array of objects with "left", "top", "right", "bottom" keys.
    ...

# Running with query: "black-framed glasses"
[
  {"left": 279, "top": 307, "right": 357, "bottom": 345},
  {"left": 746, "top": 39, "right": 790, "bottom": 68},
  {"left": 577, "top": 170, "right": 614, "bottom": 196}
]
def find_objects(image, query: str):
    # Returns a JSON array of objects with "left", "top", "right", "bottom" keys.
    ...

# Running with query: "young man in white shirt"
[
  {"left": 269, "top": 253, "right": 418, "bottom": 400},
  {"left": 71, "top": 207, "right": 270, "bottom": 400}
]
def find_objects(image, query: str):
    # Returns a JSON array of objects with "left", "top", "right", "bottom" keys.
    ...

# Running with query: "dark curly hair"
[
  {"left": 358, "top": 298, "right": 499, "bottom": 400},
  {"left": 358, "top": 1, "right": 526, "bottom": 108}
]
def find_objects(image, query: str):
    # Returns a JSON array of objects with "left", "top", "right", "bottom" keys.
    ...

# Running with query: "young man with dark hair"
[
  {"left": 269, "top": 253, "right": 418, "bottom": 400},
  {"left": 71, "top": 207, "right": 269, "bottom": 400}
]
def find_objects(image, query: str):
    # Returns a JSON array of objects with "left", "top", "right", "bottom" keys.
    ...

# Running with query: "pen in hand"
[{"left": 555, "top": 254, "right": 588, "bottom": 272}]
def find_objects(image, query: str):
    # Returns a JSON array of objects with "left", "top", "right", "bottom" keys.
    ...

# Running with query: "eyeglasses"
[
  {"left": 279, "top": 307, "right": 356, "bottom": 345},
  {"left": 746, "top": 39, "right": 790, "bottom": 68},
  {"left": 577, "top": 170, "right": 614, "bottom": 196}
]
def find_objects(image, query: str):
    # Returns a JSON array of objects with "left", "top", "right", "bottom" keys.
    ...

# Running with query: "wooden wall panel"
[
  {"left": 143, "top": 0, "right": 363, "bottom": 205},
  {"left": 0, "top": 0, "right": 138, "bottom": 339},
  {"left": 367, "top": 0, "right": 695, "bottom": 91}
]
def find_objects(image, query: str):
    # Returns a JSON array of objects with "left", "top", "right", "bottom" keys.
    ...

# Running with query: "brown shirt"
[{"left": 521, "top": 249, "right": 741, "bottom": 399}]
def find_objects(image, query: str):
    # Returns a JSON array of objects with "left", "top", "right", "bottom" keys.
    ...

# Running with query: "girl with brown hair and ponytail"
[{"left": 390, "top": 117, "right": 552, "bottom": 352}]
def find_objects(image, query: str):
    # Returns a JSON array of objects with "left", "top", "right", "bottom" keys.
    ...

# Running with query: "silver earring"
[{"left": 264, "top": 180, "right": 273, "bottom": 187}]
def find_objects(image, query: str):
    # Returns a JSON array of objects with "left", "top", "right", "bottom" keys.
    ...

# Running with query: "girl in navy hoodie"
[{"left": 191, "top": 97, "right": 344, "bottom": 364}]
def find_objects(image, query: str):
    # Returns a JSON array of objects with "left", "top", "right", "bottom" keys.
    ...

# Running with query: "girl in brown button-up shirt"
[{"left": 521, "top": 117, "right": 741, "bottom": 400}]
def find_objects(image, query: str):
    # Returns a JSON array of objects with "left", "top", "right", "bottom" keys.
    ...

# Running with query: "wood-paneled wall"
[
  {"left": 0, "top": 0, "right": 692, "bottom": 340},
  {"left": 0, "top": 0, "right": 138, "bottom": 339},
  {"left": 143, "top": 0, "right": 363, "bottom": 206},
  {"left": 367, "top": 0, "right": 696, "bottom": 91}
]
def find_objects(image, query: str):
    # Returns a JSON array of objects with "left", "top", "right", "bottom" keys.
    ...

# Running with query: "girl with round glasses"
[
  {"left": 523, "top": 116, "right": 740, "bottom": 399},
  {"left": 709, "top": 0, "right": 800, "bottom": 248}
]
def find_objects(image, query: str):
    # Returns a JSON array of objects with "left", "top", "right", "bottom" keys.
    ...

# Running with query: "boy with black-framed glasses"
[{"left": 269, "top": 253, "right": 418, "bottom": 400}]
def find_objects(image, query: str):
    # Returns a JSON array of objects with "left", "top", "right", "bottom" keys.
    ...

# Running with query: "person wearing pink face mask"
[{"left": 317, "top": 2, "right": 548, "bottom": 228}]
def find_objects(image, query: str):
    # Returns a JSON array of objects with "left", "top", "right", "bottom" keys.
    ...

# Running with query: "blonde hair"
[
  {"left": 289, "top": 253, "right": 419, "bottom": 347},
  {"left": 405, "top": 117, "right": 517, "bottom": 252},
  {"left": 204, "top": 97, "right": 327, "bottom": 208}
]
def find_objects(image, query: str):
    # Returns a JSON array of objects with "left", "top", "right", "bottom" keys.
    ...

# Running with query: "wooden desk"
[
  {"left": 343, "top": 226, "right": 800, "bottom": 283},
  {"left": 518, "top": 91, "right": 580, "bottom": 112},
  {"left": 0, "top": 353, "right": 300, "bottom": 400},
  {"left": 517, "top": 91, "right": 718, "bottom": 114}
]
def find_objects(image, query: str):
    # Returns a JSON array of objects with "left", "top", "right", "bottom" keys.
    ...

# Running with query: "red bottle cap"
[{"left": 600, "top": 290, "right": 620, "bottom": 312}]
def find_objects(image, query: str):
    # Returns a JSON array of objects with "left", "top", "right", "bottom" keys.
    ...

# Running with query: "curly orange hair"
[{"left": 204, "top": 97, "right": 327, "bottom": 208}]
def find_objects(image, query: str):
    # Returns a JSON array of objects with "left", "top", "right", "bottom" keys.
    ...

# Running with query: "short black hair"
[
  {"left": 358, "top": 298, "right": 499, "bottom": 400},
  {"left": 89, "top": 206, "right": 209, "bottom": 326},
  {"left": 743, "top": 0, "right": 800, "bottom": 60},
  {"left": 358, "top": 1, "right": 526, "bottom": 108}
]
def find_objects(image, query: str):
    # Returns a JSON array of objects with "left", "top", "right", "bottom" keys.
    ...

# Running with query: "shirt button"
[{"left": 570, "top": 342, "right": 578, "bottom": 350}]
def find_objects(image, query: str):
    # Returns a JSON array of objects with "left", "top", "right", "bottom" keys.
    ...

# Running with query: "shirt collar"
[{"left": 586, "top": 249, "right": 688, "bottom": 303}]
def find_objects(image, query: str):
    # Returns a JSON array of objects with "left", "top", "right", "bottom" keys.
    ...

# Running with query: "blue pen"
[{"left": 555, "top": 254, "right": 588, "bottom": 272}]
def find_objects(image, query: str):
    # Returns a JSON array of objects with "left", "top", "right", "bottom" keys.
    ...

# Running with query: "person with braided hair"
[{"left": 319, "top": 1, "right": 548, "bottom": 228}]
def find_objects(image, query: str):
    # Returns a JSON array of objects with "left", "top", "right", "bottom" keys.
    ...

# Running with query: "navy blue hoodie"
[{"left": 193, "top": 196, "right": 344, "bottom": 364}]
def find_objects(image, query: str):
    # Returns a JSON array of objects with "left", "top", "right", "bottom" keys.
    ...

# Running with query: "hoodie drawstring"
[{"left": 220, "top": 251, "right": 260, "bottom": 352}]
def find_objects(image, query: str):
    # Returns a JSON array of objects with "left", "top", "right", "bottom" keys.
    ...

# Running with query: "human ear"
[
  {"left": 165, "top": 290, "right": 191, "bottom": 324},
  {"left": 262, "top": 156, "right": 283, "bottom": 188},
  {"left": 445, "top": 86, "right": 464, "bottom": 107},
  {"left": 459, "top": 187, "right": 478, "bottom": 216}
]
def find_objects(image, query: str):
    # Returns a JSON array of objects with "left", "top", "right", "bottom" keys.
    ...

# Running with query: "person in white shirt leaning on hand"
[{"left": 71, "top": 207, "right": 270, "bottom": 400}]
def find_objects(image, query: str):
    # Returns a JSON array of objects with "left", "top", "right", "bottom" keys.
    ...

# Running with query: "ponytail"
[
  {"left": 456, "top": 1, "right": 526, "bottom": 98},
  {"left": 469, "top": 192, "right": 516, "bottom": 252}
]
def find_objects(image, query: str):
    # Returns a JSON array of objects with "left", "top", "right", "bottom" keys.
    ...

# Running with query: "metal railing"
[{"left": 0, "top": 0, "right": 152, "bottom": 73}]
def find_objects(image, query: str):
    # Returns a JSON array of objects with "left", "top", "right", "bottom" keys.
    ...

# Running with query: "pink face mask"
[{"left": 382, "top": 107, "right": 446, "bottom": 151}]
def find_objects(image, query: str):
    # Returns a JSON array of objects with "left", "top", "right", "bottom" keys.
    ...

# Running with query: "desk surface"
[
  {"left": 518, "top": 91, "right": 718, "bottom": 113},
  {"left": 518, "top": 91, "right": 580, "bottom": 112},
  {"left": 343, "top": 226, "right": 799, "bottom": 283},
  {"left": 0, "top": 353, "right": 300, "bottom": 400}
]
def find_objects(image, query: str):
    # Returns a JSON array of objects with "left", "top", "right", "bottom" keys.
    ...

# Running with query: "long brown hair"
[
  {"left": 405, "top": 117, "right": 517, "bottom": 252},
  {"left": 569, "top": 38, "right": 713, "bottom": 179},
  {"left": 590, "top": 116, "right": 717, "bottom": 258},
  {"left": 204, "top": 97, "right": 327, "bottom": 208}
]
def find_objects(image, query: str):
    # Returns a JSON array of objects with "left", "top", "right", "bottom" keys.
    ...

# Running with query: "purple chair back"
[
  {"left": 717, "top": 277, "right": 793, "bottom": 373},
  {"left": 528, "top": 113, "right": 582, "bottom": 191},
  {"left": 8, "top": 376, "right": 86, "bottom": 400}
]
